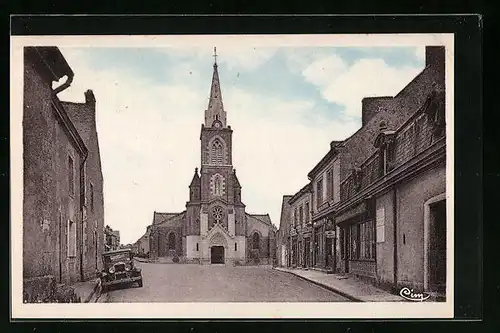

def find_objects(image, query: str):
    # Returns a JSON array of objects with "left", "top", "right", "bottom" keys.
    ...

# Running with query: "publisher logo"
[{"left": 399, "top": 287, "right": 431, "bottom": 302}]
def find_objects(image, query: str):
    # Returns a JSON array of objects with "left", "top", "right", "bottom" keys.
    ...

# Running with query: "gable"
[{"left": 154, "top": 211, "right": 185, "bottom": 227}]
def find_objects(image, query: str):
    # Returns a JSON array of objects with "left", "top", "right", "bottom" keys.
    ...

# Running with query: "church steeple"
[
  {"left": 189, "top": 168, "right": 201, "bottom": 201},
  {"left": 205, "top": 47, "right": 227, "bottom": 128}
]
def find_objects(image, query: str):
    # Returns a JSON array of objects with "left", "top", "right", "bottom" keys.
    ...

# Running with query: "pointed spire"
[
  {"left": 189, "top": 168, "right": 200, "bottom": 187},
  {"left": 233, "top": 169, "right": 241, "bottom": 188},
  {"left": 205, "top": 46, "right": 227, "bottom": 127}
]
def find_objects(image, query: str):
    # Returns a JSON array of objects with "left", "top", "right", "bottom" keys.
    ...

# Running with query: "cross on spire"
[{"left": 213, "top": 46, "right": 218, "bottom": 65}]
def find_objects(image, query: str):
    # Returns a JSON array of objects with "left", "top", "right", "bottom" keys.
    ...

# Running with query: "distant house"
[{"left": 104, "top": 226, "right": 120, "bottom": 251}]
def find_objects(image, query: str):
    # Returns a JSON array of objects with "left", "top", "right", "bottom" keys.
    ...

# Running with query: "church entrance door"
[{"left": 211, "top": 246, "right": 225, "bottom": 264}]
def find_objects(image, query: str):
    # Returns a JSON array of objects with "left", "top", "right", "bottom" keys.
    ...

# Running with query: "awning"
[{"left": 336, "top": 201, "right": 366, "bottom": 223}]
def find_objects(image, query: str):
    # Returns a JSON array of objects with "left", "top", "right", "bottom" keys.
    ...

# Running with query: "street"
[{"left": 105, "top": 261, "right": 350, "bottom": 302}]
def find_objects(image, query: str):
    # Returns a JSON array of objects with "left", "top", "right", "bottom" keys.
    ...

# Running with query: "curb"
[
  {"left": 272, "top": 267, "right": 363, "bottom": 302},
  {"left": 85, "top": 279, "right": 101, "bottom": 303}
]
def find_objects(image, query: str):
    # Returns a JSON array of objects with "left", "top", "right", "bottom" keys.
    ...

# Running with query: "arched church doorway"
[
  {"left": 211, "top": 246, "right": 225, "bottom": 264},
  {"left": 168, "top": 232, "right": 176, "bottom": 250}
]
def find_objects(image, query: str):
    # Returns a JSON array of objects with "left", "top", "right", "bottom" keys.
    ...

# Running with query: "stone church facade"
[{"left": 148, "top": 53, "right": 276, "bottom": 265}]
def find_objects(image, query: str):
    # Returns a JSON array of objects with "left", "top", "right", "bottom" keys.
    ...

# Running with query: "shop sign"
[{"left": 325, "top": 230, "right": 336, "bottom": 238}]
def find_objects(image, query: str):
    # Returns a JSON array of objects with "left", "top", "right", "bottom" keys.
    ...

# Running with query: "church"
[{"left": 148, "top": 49, "right": 276, "bottom": 265}]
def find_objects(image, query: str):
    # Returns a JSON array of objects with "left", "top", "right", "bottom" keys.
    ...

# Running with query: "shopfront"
[{"left": 337, "top": 201, "right": 377, "bottom": 279}]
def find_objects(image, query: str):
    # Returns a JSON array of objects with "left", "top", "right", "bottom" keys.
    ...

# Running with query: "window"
[
  {"left": 305, "top": 202, "right": 310, "bottom": 223},
  {"left": 211, "top": 139, "right": 224, "bottom": 164},
  {"left": 299, "top": 205, "right": 304, "bottom": 225},
  {"left": 349, "top": 221, "right": 375, "bottom": 260},
  {"left": 68, "top": 156, "right": 74, "bottom": 196},
  {"left": 67, "top": 220, "right": 76, "bottom": 257},
  {"left": 327, "top": 169, "right": 334, "bottom": 200},
  {"left": 294, "top": 207, "right": 298, "bottom": 227},
  {"left": 316, "top": 177, "right": 323, "bottom": 207},
  {"left": 212, "top": 206, "right": 223, "bottom": 224},
  {"left": 252, "top": 232, "right": 260, "bottom": 250},
  {"left": 83, "top": 221, "right": 87, "bottom": 253},
  {"left": 213, "top": 175, "right": 223, "bottom": 196},
  {"left": 350, "top": 224, "right": 359, "bottom": 259},
  {"left": 359, "top": 221, "right": 375, "bottom": 259},
  {"left": 235, "top": 242, "right": 238, "bottom": 251},
  {"left": 90, "top": 183, "right": 94, "bottom": 212},
  {"left": 196, "top": 243, "right": 199, "bottom": 251},
  {"left": 168, "top": 233, "right": 176, "bottom": 250}
]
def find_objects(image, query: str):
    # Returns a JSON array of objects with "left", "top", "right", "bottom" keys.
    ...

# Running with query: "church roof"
[
  {"left": 246, "top": 213, "right": 272, "bottom": 226},
  {"left": 207, "top": 48, "right": 224, "bottom": 114},
  {"left": 189, "top": 168, "right": 201, "bottom": 187},
  {"left": 153, "top": 212, "right": 183, "bottom": 225},
  {"left": 233, "top": 170, "right": 241, "bottom": 188}
]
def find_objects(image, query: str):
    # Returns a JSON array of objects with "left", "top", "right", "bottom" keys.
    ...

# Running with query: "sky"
[{"left": 55, "top": 45, "right": 425, "bottom": 244}]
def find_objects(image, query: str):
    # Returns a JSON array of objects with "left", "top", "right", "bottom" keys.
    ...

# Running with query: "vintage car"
[{"left": 99, "top": 248, "right": 143, "bottom": 291}]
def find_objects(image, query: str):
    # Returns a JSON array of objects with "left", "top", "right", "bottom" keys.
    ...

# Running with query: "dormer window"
[
  {"left": 374, "top": 126, "right": 396, "bottom": 176},
  {"left": 352, "top": 166, "right": 362, "bottom": 191}
]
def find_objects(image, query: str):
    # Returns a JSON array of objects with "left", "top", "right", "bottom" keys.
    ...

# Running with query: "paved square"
[{"left": 105, "top": 262, "right": 350, "bottom": 302}]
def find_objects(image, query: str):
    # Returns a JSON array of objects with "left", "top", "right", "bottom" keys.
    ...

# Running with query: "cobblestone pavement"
[{"left": 105, "top": 261, "right": 350, "bottom": 302}]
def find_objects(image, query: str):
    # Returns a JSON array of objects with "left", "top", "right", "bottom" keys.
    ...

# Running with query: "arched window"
[
  {"left": 252, "top": 232, "right": 260, "bottom": 250},
  {"left": 212, "top": 206, "right": 224, "bottom": 224},
  {"left": 168, "top": 232, "right": 176, "bottom": 250},
  {"left": 211, "top": 139, "right": 224, "bottom": 164},
  {"left": 214, "top": 175, "right": 222, "bottom": 196}
]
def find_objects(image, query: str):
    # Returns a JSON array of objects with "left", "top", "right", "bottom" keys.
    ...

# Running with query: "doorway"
[
  {"left": 343, "top": 227, "right": 350, "bottom": 273},
  {"left": 211, "top": 246, "right": 225, "bottom": 264},
  {"left": 304, "top": 239, "right": 310, "bottom": 268},
  {"left": 429, "top": 200, "right": 446, "bottom": 293},
  {"left": 424, "top": 194, "right": 446, "bottom": 294}
]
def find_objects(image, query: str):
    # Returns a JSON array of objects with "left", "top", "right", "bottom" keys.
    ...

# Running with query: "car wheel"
[{"left": 138, "top": 279, "right": 143, "bottom": 287}]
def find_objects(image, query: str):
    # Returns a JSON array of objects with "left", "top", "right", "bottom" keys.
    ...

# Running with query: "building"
[
  {"left": 276, "top": 196, "right": 292, "bottom": 267},
  {"left": 148, "top": 50, "right": 276, "bottom": 265},
  {"left": 277, "top": 46, "right": 447, "bottom": 298},
  {"left": 134, "top": 225, "right": 151, "bottom": 256},
  {"left": 23, "top": 47, "right": 105, "bottom": 302},
  {"left": 334, "top": 48, "right": 446, "bottom": 299},
  {"left": 104, "top": 225, "right": 120, "bottom": 251},
  {"left": 288, "top": 183, "right": 313, "bottom": 268}
]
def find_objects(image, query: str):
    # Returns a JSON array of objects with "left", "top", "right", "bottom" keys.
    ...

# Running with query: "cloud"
[
  {"left": 415, "top": 46, "right": 426, "bottom": 61},
  {"left": 160, "top": 46, "right": 277, "bottom": 71},
  {"left": 55, "top": 47, "right": 360, "bottom": 244},
  {"left": 299, "top": 54, "right": 424, "bottom": 117}
]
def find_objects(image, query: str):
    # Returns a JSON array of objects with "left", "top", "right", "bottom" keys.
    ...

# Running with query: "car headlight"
[{"left": 109, "top": 266, "right": 115, "bottom": 274}]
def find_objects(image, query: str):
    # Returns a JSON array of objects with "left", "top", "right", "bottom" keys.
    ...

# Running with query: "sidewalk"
[
  {"left": 273, "top": 267, "right": 405, "bottom": 302},
  {"left": 70, "top": 278, "right": 102, "bottom": 303}
]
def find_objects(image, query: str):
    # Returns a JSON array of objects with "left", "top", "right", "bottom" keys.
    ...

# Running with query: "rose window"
[{"left": 212, "top": 206, "right": 224, "bottom": 224}]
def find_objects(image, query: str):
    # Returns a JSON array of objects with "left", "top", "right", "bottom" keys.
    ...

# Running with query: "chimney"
[
  {"left": 84, "top": 89, "right": 96, "bottom": 105},
  {"left": 425, "top": 46, "right": 445, "bottom": 72}
]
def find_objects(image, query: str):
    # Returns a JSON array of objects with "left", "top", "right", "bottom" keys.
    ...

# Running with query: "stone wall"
[
  {"left": 23, "top": 51, "right": 83, "bottom": 287},
  {"left": 62, "top": 91, "right": 105, "bottom": 281}
]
